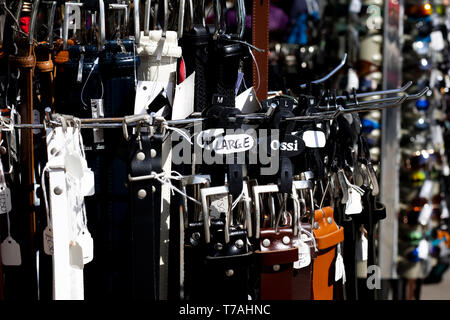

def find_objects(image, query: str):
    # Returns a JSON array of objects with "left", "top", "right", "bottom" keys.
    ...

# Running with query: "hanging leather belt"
[
  {"left": 128, "top": 131, "right": 163, "bottom": 300},
  {"left": 256, "top": 227, "right": 298, "bottom": 300},
  {"left": 8, "top": 40, "right": 37, "bottom": 299},
  {"left": 183, "top": 221, "right": 207, "bottom": 300},
  {"left": 312, "top": 206, "right": 344, "bottom": 300},
  {"left": 252, "top": 0, "right": 269, "bottom": 101},
  {"left": 204, "top": 221, "right": 252, "bottom": 300},
  {"left": 181, "top": 26, "right": 211, "bottom": 112}
]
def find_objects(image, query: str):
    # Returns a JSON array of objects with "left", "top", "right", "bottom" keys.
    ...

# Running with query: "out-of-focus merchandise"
[{"left": 398, "top": 0, "right": 450, "bottom": 299}]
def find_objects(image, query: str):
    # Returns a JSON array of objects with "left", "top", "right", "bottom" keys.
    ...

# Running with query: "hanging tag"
[
  {"left": 349, "top": 0, "right": 362, "bottom": 13},
  {"left": 43, "top": 225, "right": 54, "bottom": 256},
  {"left": 356, "top": 233, "right": 368, "bottom": 261},
  {"left": 235, "top": 87, "right": 261, "bottom": 118},
  {"left": 301, "top": 130, "right": 326, "bottom": 148},
  {"left": 1, "top": 236, "right": 22, "bottom": 266},
  {"left": 81, "top": 168, "right": 95, "bottom": 197},
  {"left": 418, "top": 203, "right": 433, "bottom": 226},
  {"left": 172, "top": 72, "right": 195, "bottom": 120},
  {"left": 91, "top": 99, "right": 105, "bottom": 144},
  {"left": 335, "top": 246, "right": 345, "bottom": 282},
  {"left": 347, "top": 68, "right": 360, "bottom": 90},
  {"left": 134, "top": 81, "right": 175, "bottom": 115},
  {"left": 431, "top": 31, "right": 445, "bottom": 51},
  {"left": 76, "top": 228, "right": 94, "bottom": 264},
  {"left": 77, "top": 53, "right": 85, "bottom": 83},
  {"left": 0, "top": 186, "right": 12, "bottom": 214},
  {"left": 345, "top": 187, "right": 363, "bottom": 215},
  {"left": 418, "top": 239, "right": 429, "bottom": 260},
  {"left": 293, "top": 237, "right": 311, "bottom": 269},
  {"left": 69, "top": 240, "right": 84, "bottom": 269},
  {"left": 209, "top": 194, "right": 229, "bottom": 219}
]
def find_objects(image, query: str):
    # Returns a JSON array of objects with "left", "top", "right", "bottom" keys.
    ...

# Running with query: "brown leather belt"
[
  {"left": 252, "top": 0, "right": 269, "bottom": 101},
  {"left": 312, "top": 207, "right": 344, "bottom": 300},
  {"left": 8, "top": 39, "right": 37, "bottom": 260},
  {"left": 256, "top": 227, "right": 298, "bottom": 300}
]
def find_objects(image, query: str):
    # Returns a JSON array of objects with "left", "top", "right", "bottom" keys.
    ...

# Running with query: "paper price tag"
[
  {"left": 356, "top": 233, "right": 368, "bottom": 261},
  {"left": 349, "top": 0, "right": 362, "bottom": 13},
  {"left": 69, "top": 240, "right": 84, "bottom": 269},
  {"left": 1, "top": 236, "right": 22, "bottom": 266},
  {"left": 293, "top": 240, "right": 311, "bottom": 269},
  {"left": 418, "top": 239, "right": 429, "bottom": 260},
  {"left": 0, "top": 186, "right": 12, "bottom": 214},
  {"left": 172, "top": 72, "right": 195, "bottom": 120},
  {"left": 43, "top": 226, "right": 54, "bottom": 256},
  {"left": 431, "top": 31, "right": 445, "bottom": 51},
  {"left": 345, "top": 187, "right": 363, "bottom": 215},
  {"left": 81, "top": 169, "right": 95, "bottom": 197},
  {"left": 76, "top": 228, "right": 94, "bottom": 265},
  {"left": 209, "top": 194, "right": 229, "bottom": 219},
  {"left": 335, "top": 252, "right": 346, "bottom": 283}
]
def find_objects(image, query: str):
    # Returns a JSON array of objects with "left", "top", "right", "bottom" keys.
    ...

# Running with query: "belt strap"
[
  {"left": 128, "top": 132, "right": 163, "bottom": 299},
  {"left": 252, "top": 0, "right": 269, "bottom": 101},
  {"left": 183, "top": 221, "right": 207, "bottom": 300},
  {"left": 204, "top": 221, "right": 252, "bottom": 300},
  {"left": 312, "top": 207, "right": 344, "bottom": 300},
  {"left": 257, "top": 227, "right": 298, "bottom": 300},
  {"left": 8, "top": 43, "right": 38, "bottom": 298}
]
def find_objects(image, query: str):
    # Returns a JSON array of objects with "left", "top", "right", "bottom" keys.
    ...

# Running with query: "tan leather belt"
[
  {"left": 256, "top": 227, "right": 298, "bottom": 300},
  {"left": 35, "top": 43, "right": 55, "bottom": 109},
  {"left": 312, "top": 207, "right": 344, "bottom": 300},
  {"left": 252, "top": 0, "right": 269, "bottom": 101}
]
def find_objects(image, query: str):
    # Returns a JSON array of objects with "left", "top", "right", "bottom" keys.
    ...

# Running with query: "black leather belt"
[{"left": 128, "top": 131, "right": 163, "bottom": 299}]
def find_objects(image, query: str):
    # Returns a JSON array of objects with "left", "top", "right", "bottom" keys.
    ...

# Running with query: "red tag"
[
  {"left": 19, "top": 16, "right": 30, "bottom": 34},
  {"left": 178, "top": 57, "right": 186, "bottom": 84}
]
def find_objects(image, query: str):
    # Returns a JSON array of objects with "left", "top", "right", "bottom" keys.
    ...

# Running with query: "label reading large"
[{"left": 196, "top": 130, "right": 254, "bottom": 154}]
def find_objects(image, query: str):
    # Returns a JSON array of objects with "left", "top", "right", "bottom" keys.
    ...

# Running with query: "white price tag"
[
  {"left": 1, "top": 236, "right": 22, "bottom": 266},
  {"left": 302, "top": 130, "right": 326, "bottom": 148},
  {"left": 0, "top": 186, "right": 12, "bottom": 214},
  {"left": 76, "top": 228, "right": 94, "bottom": 264},
  {"left": 335, "top": 252, "right": 346, "bottom": 283},
  {"left": 357, "top": 233, "right": 368, "bottom": 261},
  {"left": 43, "top": 225, "right": 54, "bottom": 256},
  {"left": 69, "top": 240, "right": 84, "bottom": 269},
  {"left": 418, "top": 239, "right": 429, "bottom": 260},
  {"left": 172, "top": 72, "right": 195, "bottom": 120},
  {"left": 81, "top": 168, "right": 95, "bottom": 197},
  {"left": 293, "top": 239, "right": 311, "bottom": 269},
  {"left": 431, "top": 31, "right": 445, "bottom": 51},
  {"left": 349, "top": 0, "right": 362, "bottom": 13},
  {"left": 345, "top": 187, "right": 363, "bottom": 215}
]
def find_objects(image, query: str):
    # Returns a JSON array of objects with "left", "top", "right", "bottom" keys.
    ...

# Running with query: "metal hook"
[
  {"left": 108, "top": 3, "right": 129, "bottom": 38},
  {"left": 144, "top": 0, "right": 151, "bottom": 36},
  {"left": 213, "top": 0, "right": 226, "bottom": 38},
  {"left": 300, "top": 53, "right": 347, "bottom": 88},
  {"left": 28, "top": 0, "right": 40, "bottom": 45},
  {"left": 41, "top": 1, "right": 57, "bottom": 49},
  {"left": 133, "top": 0, "right": 140, "bottom": 43}
]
